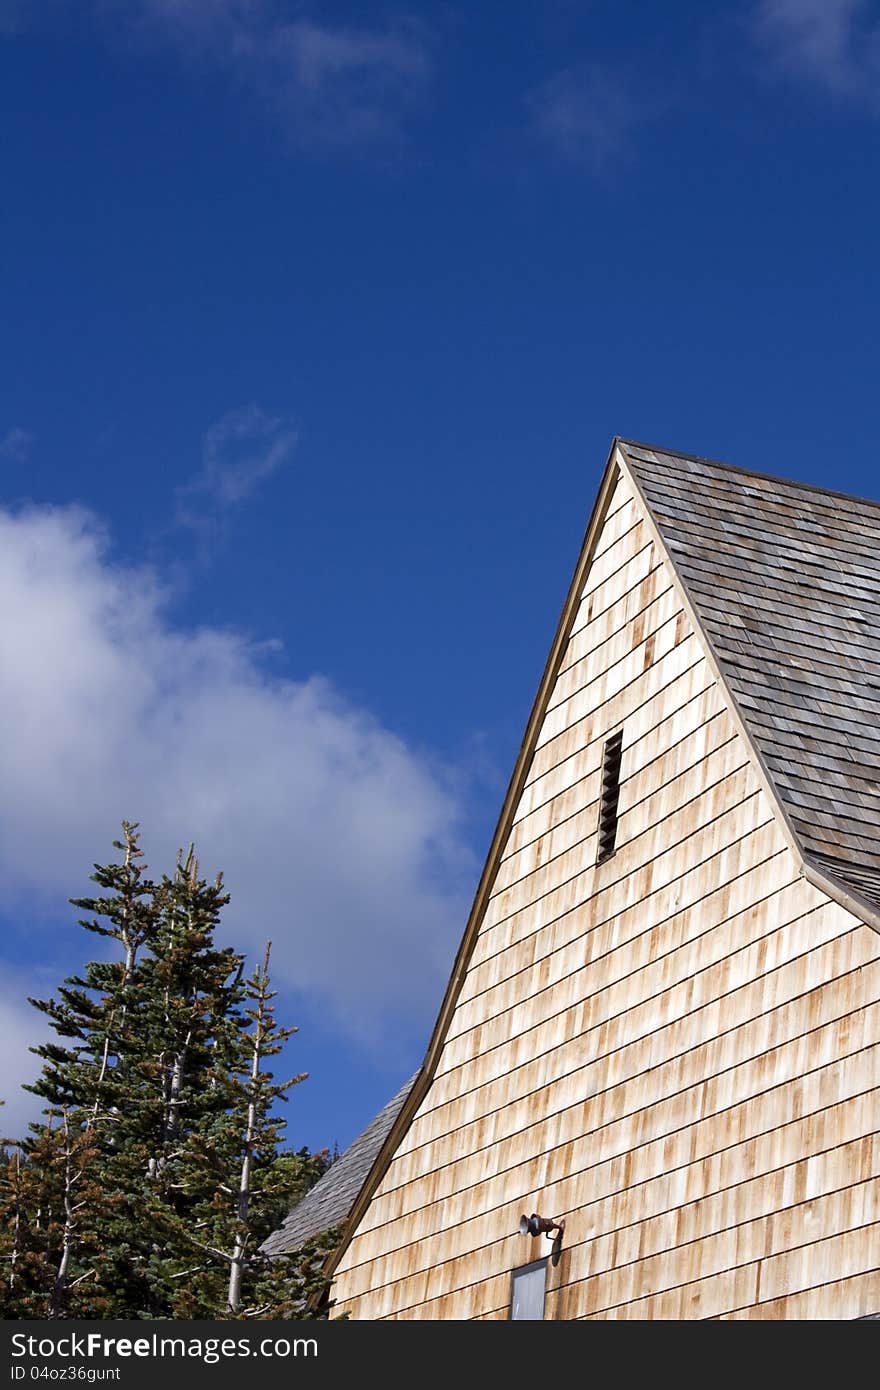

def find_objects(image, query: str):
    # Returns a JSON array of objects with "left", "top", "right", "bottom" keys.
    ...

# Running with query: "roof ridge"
[{"left": 617, "top": 437, "right": 880, "bottom": 514}]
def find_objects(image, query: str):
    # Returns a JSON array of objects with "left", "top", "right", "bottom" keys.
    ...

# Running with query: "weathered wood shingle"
[{"left": 620, "top": 440, "right": 880, "bottom": 913}]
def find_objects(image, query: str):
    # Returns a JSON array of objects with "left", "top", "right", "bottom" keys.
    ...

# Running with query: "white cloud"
[
  {"left": 175, "top": 405, "right": 297, "bottom": 538},
  {"left": 755, "top": 0, "right": 880, "bottom": 100},
  {"left": 0, "top": 427, "right": 33, "bottom": 463},
  {"left": 0, "top": 502, "right": 476, "bottom": 1055},
  {"left": 528, "top": 65, "right": 638, "bottom": 170},
  {"left": 98, "top": 2, "right": 433, "bottom": 147}
]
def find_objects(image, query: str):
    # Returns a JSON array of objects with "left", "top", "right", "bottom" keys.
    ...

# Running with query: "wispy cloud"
[
  {"left": 0, "top": 427, "right": 33, "bottom": 464},
  {"left": 174, "top": 404, "right": 297, "bottom": 545},
  {"left": 754, "top": 0, "right": 880, "bottom": 102},
  {"left": 0, "top": 501, "right": 475, "bottom": 1057},
  {"left": 3, "top": 3, "right": 433, "bottom": 149},
  {"left": 267, "top": 18, "right": 431, "bottom": 147},
  {"left": 97, "top": 1, "right": 433, "bottom": 148},
  {"left": 528, "top": 64, "right": 640, "bottom": 171},
  {"left": 119, "top": 0, "right": 263, "bottom": 49}
]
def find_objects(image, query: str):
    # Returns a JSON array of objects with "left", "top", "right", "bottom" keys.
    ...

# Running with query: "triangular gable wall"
[{"left": 331, "top": 454, "right": 880, "bottom": 1320}]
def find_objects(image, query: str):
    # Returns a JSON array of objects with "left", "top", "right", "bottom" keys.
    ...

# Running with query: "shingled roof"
[
  {"left": 261, "top": 1074, "right": 415, "bottom": 1257},
  {"left": 619, "top": 440, "right": 880, "bottom": 916}
]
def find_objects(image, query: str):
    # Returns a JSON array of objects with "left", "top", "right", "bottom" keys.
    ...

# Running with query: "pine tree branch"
[
  {"left": 181, "top": 1233, "right": 234, "bottom": 1264},
  {"left": 169, "top": 1265, "right": 206, "bottom": 1280}
]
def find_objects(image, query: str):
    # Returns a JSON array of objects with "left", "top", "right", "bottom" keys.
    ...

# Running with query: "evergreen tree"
[
  {"left": 81, "top": 846, "right": 246, "bottom": 1316},
  {"left": 0, "top": 827, "right": 332, "bottom": 1320}
]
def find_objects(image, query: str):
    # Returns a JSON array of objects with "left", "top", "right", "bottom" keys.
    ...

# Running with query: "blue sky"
[{"left": 2, "top": 0, "right": 880, "bottom": 1154}]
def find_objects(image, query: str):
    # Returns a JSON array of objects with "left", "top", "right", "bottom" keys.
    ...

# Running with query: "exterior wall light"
[{"left": 518, "top": 1213, "right": 565, "bottom": 1243}]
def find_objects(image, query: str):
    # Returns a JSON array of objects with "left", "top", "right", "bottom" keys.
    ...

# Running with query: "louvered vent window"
[{"left": 596, "top": 730, "right": 623, "bottom": 864}]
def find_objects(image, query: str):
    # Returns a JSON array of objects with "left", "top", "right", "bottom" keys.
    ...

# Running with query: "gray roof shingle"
[
  {"left": 261, "top": 1073, "right": 415, "bottom": 1256},
  {"left": 620, "top": 440, "right": 880, "bottom": 913}
]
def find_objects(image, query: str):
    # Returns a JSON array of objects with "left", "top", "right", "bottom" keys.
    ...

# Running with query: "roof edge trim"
[{"left": 324, "top": 443, "right": 625, "bottom": 1284}]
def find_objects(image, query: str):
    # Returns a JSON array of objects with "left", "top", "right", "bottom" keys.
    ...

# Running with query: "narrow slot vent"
[{"left": 596, "top": 730, "right": 624, "bottom": 864}]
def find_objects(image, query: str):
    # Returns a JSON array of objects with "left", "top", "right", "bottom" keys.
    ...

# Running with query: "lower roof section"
[{"left": 262, "top": 1073, "right": 416, "bottom": 1257}]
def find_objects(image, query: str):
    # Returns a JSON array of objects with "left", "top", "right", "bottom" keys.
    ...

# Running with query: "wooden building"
[{"left": 279, "top": 439, "right": 880, "bottom": 1318}]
